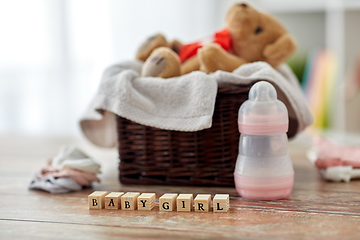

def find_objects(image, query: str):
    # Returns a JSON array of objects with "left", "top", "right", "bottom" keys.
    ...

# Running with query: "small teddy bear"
[{"left": 136, "top": 3, "right": 297, "bottom": 78}]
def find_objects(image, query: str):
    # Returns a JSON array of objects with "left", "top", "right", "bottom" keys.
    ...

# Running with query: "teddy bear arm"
[
  {"left": 198, "top": 43, "right": 247, "bottom": 73},
  {"left": 218, "top": 51, "right": 248, "bottom": 72},
  {"left": 181, "top": 56, "right": 201, "bottom": 75},
  {"left": 263, "top": 33, "right": 297, "bottom": 68}
]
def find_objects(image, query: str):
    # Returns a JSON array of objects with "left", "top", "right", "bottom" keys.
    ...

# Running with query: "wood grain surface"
[{"left": 0, "top": 135, "right": 359, "bottom": 240}]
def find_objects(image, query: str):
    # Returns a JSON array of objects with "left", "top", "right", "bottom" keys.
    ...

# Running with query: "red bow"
[{"left": 178, "top": 28, "right": 232, "bottom": 63}]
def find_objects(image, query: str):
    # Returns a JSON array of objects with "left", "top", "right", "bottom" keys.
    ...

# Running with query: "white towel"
[{"left": 80, "top": 60, "right": 313, "bottom": 147}]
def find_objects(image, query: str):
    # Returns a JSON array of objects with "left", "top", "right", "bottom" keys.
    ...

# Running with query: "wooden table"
[{"left": 0, "top": 135, "right": 359, "bottom": 239}]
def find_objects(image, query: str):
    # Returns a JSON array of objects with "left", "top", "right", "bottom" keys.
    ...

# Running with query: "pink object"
[
  {"left": 234, "top": 173, "right": 294, "bottom": 200},
  {"left": 238, "top": 123, "right": 288, "bottom": 136},
  {"left": 314, "top": 137, "right": 360, "bottom": 169},
  {"left": 234, "top": 81, "right": 294, "bottom": 200}
]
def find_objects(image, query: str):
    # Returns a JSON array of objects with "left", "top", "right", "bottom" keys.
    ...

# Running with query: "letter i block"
[
  {"left": 159, "top": 193, "right": 178, "bottom": 212},
  {"left": 105, "top": 192, "right": 124, "bottom": 210},
  {"left": 177, "top": 194, "right": 193, "bottom": 212},
  {"left": 88, "top": 191, "right": 108, "bottom": 209},
  {"left": 194, "top": 194, "right": 211, "bottom": 212},
  {"left": 213, "top": 194, "right": 229, "bottom": 213},
  {"left": 137, "top": 193, "right": 156, "bottom": 211},
  {"left": 121, "top": 192, "right": 140, "bottom": 210}
]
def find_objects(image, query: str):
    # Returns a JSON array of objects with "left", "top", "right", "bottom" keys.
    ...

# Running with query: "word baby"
[{"left": 88, "top": 191, "right": 229, "bottom": 212}]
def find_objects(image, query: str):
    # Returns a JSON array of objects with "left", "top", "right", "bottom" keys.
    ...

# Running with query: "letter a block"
[
  {"left": 213, "top": 194, "right": 229, "bottom": 213},
  {"left": 194, "top": 194, "right": 211, "bottom": 212},
  {"left": 137, "top": 193, "right": 156, "bottom": 211},
  {"left": 121, "top": 192, "right": 140, "bottom": 210},
  {"left": 159, "top": 193, "right": 178, "bottom": 212},
  {"left": 88, "top": 191, "right": 108, "bottom": 209},
  {"left": 177, "top": 194, "right": 193, "bottom": 212},
  {"left": 105, "top": 192, "right": 124, "bottom": 210}
]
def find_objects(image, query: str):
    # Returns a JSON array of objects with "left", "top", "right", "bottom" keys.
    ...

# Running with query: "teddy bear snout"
[{"left": 239, "top": 3, "right": 248, "bottom": 8}]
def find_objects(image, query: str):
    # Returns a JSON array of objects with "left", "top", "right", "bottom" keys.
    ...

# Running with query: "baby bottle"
[{"left": 234, "top": 81, "right": 294, "bottom": 200}]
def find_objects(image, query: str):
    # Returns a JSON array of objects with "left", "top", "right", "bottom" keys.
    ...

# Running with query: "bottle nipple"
[
  {"left": 249, "top": 81, "right": 277, "bottom": 101},
  {"left": 238, "top": 81, "right": 289, "bottom": 135}
]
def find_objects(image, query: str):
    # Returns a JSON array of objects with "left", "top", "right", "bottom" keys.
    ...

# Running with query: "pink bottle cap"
[{"left": 238, "top": 81, "right": 289, "bottom": 135}]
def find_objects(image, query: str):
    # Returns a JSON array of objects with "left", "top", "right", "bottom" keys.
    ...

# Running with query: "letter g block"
[{"left": 159, "top": 193, "right": 178, "bottom": 212}]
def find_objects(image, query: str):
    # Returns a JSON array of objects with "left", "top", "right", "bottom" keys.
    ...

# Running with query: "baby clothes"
[
  {"left": 29, "top": 146, "right": 101, "bottom": 193},
  {"left": 52, "top": 145, "right": 101, "bottom": 174},
  {"left": 29, "top": 175, "right": 82, "bottom": 194},
  {"left": 307, "top": 137, "right": 360, "bottom": 182}
]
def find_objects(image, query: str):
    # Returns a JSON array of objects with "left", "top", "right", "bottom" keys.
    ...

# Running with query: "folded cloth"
[
  {"left": 29, "top": 174, "right": 82, "bottom": 194},
  {"left": 80, "top": 60, "right": 313, "bottom": 147},
  {"left": 38, "top": 161, "right": 100, "bottom": 187},
  {"left": 29, "top": 146, "right": 102, "bottom": 193},
  {"left": 52, "top": 146, "right": 101, "bottom": 174},
  {"left": 307, "top": 137, "right": 360, "bottom": 182}
]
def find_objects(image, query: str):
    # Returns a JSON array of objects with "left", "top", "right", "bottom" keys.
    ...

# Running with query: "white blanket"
[{"left": 80, "top": 61, "right": 313, "bottom": 147}]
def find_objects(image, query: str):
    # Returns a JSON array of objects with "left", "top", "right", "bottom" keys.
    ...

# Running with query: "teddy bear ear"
[{"left": 263, "top": 33, "right": 297, "bottom": 68}]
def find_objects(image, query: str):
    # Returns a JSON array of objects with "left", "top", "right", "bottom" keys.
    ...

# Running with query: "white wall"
[
  {"left": 107, "top": 0, "right": 221, "bottom": 62},
  {"left": 0, "top": 0, "right": 221, "bottom": 137}
]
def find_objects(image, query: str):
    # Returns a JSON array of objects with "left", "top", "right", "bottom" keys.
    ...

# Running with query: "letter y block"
[{"left": 137, "top": 193, "right": 156, "bottom": 211}]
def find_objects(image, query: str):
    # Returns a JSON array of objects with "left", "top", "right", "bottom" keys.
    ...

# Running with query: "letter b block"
[
  {"left": 105, "top": 192, "right": 124, "bottom": 210},
  {"left": 194, "top": 194, "right": 211, "bottom": 212},
  {"left": 177, "top": 194, "right": 193, "bottom": 212},
  {"left": 121, "top": 192, "right": 140, "bottom": 210},
  {"left": 88, "top": 191, "right": 108, "bottom": 209},
  {"left": 159, "top": 193, "right": 178, "bottom": 212}
]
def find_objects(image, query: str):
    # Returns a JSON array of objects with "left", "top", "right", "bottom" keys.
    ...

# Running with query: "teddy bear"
[{"left": 136, "top": 3, "right": 297, "bottom": 78}]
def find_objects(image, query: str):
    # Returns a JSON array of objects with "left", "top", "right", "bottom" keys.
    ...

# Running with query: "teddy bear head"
[{"left": 226, "top": 3, "right": 296, "bottom": 68}]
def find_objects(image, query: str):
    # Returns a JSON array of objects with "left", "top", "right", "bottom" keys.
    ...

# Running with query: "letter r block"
[
  {"left": 194, "top": 194, "right": 211, "bottom": 212},
  {"left": 121, "top": 192, "right": 140, "bottom": 210},
  {"left": 105, "top": 192, "right": 124, "bottom": 210},
  {"left": 159, "top": 193, "right": 178, "bottom": 212},
  {"left": 88, "top": 191, "right": 108, "bottom": 209}
]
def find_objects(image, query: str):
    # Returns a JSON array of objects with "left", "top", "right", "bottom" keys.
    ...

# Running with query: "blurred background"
[{"left": 1, "top": 0, "right": 360, "bottom": 138}]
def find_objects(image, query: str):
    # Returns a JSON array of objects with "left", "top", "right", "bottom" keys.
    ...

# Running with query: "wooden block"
[
  {"left": 177, "top": 194, "right": 193, "bottom": 212},
  {"left": 194, "top": 194, "right": 211, "bottom": 212},
  {"left": 88, "top": 191, "right": 108, "bottom": 209},
  {"left": 159, "top": 193, "right": 178, "bottom": 212},
  {"left": 213, "top": 194, "right": 229, "bottom": 213},
  {"left": 121, "top": 192, "right": 140, "bottom": 210},
  {"left": 105, "top": 192, "right": 124, "bottom": 210},
  {"left": 137, "top": 193, "right": 156, "bottom": 211}
]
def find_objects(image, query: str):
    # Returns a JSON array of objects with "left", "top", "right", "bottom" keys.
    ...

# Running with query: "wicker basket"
[{"left": 117, "top": 82, "right": 297, "bottom": 186}]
